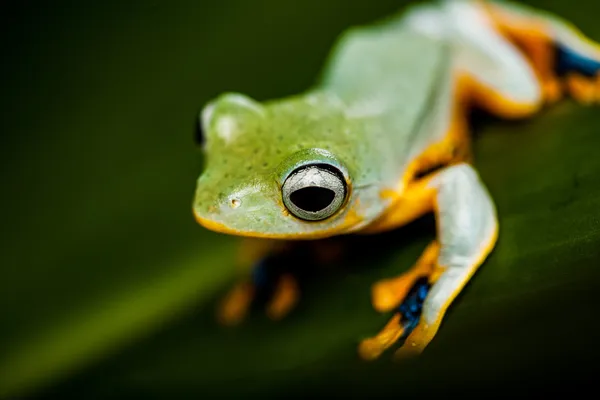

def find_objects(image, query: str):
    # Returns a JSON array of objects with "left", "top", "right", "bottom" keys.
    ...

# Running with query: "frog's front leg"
[
  {"left": 358, "top": 163, "right": 498, "bottom": 360},
  {"left": 217, "top": 238, "right": 299, "bottom": 325}
]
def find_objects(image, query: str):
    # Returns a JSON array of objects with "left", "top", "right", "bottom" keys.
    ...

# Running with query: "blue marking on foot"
[
  {"left": 555, "top": 43, "right": 600, "bottom": 78},
  {"left": 397, "top": 277, "right": 431, "bottom": 340}
]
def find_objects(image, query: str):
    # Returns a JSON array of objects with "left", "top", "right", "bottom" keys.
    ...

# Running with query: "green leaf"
[{"left": 2, "top": 0, "right": 600, "bottom": 398}]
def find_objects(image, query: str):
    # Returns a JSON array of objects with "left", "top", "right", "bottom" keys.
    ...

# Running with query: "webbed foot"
[
  {"left": 359, "top": 164, "right": 498, "bottom": 361},
  {"left": 359, "top": 278, "right": 431, "bottom": 361},
  {"left": 555, "top": 43, "right": 600, "bottom": 104}
]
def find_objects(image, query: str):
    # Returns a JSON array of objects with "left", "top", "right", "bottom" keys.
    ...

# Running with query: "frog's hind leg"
[
  {"left": 485, "top": 0, "right": 600, "bottom": 105},
  {"left": 402, "top": 0, "right": 544, "bottom": 120}
]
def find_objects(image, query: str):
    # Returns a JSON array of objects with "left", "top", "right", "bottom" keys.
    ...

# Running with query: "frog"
[{"left": 192, "top": 0, "right": 600, "bottom": 360}]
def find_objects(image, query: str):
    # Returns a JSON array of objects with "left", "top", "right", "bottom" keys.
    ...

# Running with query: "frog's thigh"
[
  {"left": 397, "top": 163, "right": 499, "bottom": 356},
  {"left": 402, "top": 0, "right": 543, "bottom": 118},
  {"left": 452, "top": 11, "right": 544, "bottom": 118},
  {"left": 483, "top": 1, "right": 559, "bottom": 102}
]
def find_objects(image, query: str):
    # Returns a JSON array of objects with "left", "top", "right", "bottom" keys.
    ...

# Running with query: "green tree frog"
[{"left": 192, "top": 0, "right": 600, "bottom": 360}]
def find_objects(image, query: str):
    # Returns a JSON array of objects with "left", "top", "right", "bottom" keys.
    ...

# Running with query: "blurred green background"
[{"left": 2, "top": 0, "right": 600, "bottom": 398}]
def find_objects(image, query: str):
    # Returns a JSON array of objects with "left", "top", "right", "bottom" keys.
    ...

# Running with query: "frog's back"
[{"left": 316, "top": 17, "right": 453, "bottom": 185}]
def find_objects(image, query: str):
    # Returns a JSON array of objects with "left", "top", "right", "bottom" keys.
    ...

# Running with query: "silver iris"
[{"left": 282, "top": 164, "right": 347, "bottom": 221}]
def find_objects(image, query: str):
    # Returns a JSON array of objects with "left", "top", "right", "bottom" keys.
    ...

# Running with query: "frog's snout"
[
  {"left": 192, "top": 191, "right": 243, "bottom": 235},
  {"left": 192, "top": 175, "right": 279, "bottom": 236}
]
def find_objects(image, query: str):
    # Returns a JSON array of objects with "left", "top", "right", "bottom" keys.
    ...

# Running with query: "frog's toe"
[
  {"left": 370, "top": 242, "right": 438, "bottom": 313},
  {"left": 565, "top": 73, "right": 597, "bottom": 104},
  {"left": 358, "top": 314, "right": 405, "bottom": 361},
  {"left": 359, "top": 278, "right": 430, "bottom": 361},
  {"left": 216, "top": 280, "right": 255, "bottom": 326},
  {"left": 393, "top": 321, "right": 437, "bottom": 361},
  {"left": 371, "top": 277, "right": 418, "bottom": 313},
  {"left": 555, "top": 43, "right": 600, "bottom": 104},
  {"left": 265, "top": 273, "right": 300, "bottom": 321},
  {"left": 542, "top": 77, "right": 563, "bottom": 104}
]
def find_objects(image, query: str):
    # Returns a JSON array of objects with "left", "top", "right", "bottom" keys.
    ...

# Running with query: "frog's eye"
[
  {"left": 282, "top": 164, "right": 347, "bottom": 221},
  {"left": 194, "top": 114, "right": 206, "bottom": 148}
]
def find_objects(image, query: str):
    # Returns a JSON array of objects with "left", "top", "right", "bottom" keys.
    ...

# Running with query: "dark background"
[{"left": 2, "top": 0, "right": 600, "bottom": 398}]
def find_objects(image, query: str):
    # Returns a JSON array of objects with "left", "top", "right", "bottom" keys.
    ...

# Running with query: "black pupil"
[{"left": 290, "top": 187, "right": 335, "bottom": 213}]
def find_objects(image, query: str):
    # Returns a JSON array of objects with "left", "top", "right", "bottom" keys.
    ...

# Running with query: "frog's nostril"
[{"left": 230, "top": 198, "right": 241, "bottom": 209}]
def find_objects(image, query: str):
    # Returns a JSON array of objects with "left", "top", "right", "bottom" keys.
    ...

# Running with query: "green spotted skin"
[{"left": 193, "top": 24, "right": 451, "bottom": 238}]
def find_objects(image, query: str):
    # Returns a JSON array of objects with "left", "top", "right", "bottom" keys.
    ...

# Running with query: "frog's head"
[{"left": 192, "top": 92, "right": 388, "bottom": 239}]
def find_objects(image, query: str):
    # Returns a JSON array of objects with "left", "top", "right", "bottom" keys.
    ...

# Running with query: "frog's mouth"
[{"left": 192, "top": 198, "right": 366, "bottom": 240}]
